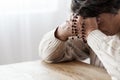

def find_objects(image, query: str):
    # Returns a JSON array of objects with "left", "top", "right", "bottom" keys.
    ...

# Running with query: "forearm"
[
  {"left": 87, "top": 30, "right": 120, "bottom": 80},
  {"left": 39, "top": 28, "right": 65, "bottom": 63},
  {"left": 39, "top": 27, "right": 90, "bottom": 63}
]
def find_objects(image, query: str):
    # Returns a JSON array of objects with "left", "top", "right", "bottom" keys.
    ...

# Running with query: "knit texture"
[{"left": 39, "top": 29, "right": 120, "bottom": 80}]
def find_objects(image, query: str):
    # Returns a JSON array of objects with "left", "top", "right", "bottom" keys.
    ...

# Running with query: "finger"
[
  {"left": 77, "top": 16, "right": 83, "bottom": 33},
  {"left": 70, "top": 13, "right": 75, "bottom": 21},
  {"left": 66, "top": 20, "right": 72, "bottom": 28}
]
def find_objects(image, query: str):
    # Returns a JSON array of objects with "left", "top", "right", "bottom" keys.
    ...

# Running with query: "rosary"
[{"left": 72, "top": 14, "right": 87, "bottom": 43}]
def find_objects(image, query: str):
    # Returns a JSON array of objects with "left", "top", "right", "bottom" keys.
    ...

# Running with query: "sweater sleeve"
[
  {"left": 39, "top": 28, "right": 89, "bottom": 63},
  {"left": 87, "top": 30, "right": 120, "bottom": 80}
]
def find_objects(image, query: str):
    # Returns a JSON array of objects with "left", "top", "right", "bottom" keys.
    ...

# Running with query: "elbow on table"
[
  {"left": 40, "top": 54, "right": 54, "bottom": 64},
  {"left": 39, "top": 50, "right": 55, "bottom": 64},
  {"left": 38, "top": 44, "right": 54, "bottom": 63}
]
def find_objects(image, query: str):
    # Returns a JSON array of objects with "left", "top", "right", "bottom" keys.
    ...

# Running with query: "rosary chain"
[{"left": 71, "top": 14, "right": 87, "bottom": 43}]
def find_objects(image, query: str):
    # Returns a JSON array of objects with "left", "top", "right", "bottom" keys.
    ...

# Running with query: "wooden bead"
[
  {"left": 74, "top": 29, "right": 77, "bottom": 31},
  {"left": 75, "top": 32, "right": 78, "bottom": 35},
  {"left": 82, "top": 35, "right": 85, "bottom": 38},
  {"left": 77, "top": 36, "right": 80, "bottom": 38},
  {"left": 72, "top": 37, "right": 74, "bottom": 40},
  {"left": 72, "top": 30, "right": 74, "bottom": 34},
  {"left": 72, "top": 19, "right": 77, "bottom": 22},
  {"left": 82, "top": 26, "right": 85, "bottom": 28},
  {"left": 73, "top": 23, "right": 77, "bottom": 25},
  {"left": 82, "top": 22, "right": 85, "bottom": 26},
  {"left": 82, "top": 38, "right": 87, "bottom": 42},
  {"left": 72, "top": 25, "right": 76, "bottom": 28},
  {"left": 74, "top": 16, "right": 78, "bottom": 19},
  {"left": 82, "top": 32, "right": 85, "bottom": 34},
  {"left": 81, "top": 29, "right": 85, "bottom": 32}
]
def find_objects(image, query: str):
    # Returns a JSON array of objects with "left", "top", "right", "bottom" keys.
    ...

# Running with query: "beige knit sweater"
[{"left": 39, "top": 28, "right": 120, "bottom": 80}]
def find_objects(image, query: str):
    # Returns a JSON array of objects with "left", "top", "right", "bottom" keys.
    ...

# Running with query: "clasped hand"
[{"left": 56, "top": 15, "right": 98, "bottom": 41}]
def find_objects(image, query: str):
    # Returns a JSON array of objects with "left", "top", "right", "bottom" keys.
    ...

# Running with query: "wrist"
[{"left": 55, "top": 27, "right": 68, "bottom": 41}]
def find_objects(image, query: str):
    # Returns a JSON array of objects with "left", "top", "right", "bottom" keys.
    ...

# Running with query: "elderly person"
[{"left": 39, "top": 0, "right": 120, "bottom": 80}]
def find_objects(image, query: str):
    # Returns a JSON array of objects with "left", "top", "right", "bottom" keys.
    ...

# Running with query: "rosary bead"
[
  {"left": 82, "top": 32, "right": 85, "bottom": 35},
  {"left": 72, "top": 37, "right": 74, "bottom": 40},
  {"left": 82, "top": 22, "right": 85, "bottom": 26},
  {"left": 73, "top": 23, "right": 77, "bottom": 25},
  {"left": 72, "top": 28, "right": 74, "bottom": 31},
  {"left": 72, "top": 19, "right": 77, "bottom": 22},
  {"left": 75, "top": 32, "right": 78, "bottom": 35},
  {"left": 82, "top": 25, "right": 85, "bottom": 28},
  {"left": 81, "top": 29, "right": 85, "bottom": 32},
  {"left": 72, "top": 30, "right": 74, "bottom": 34},
  {"left": 74, "top": 29, "right": 77, "bottom": 31},
  {"left": 72, "top": 25, "right": 76, "bottom": 28},
  {"left": 82, "top": 35, "right": 85, "bottom": 38},
  {"left": 77, "top": 36, "right": 80, "bottom": 38},
  {"left": 74, "top": 16, "right": 78, "bottom": 19},
  {"left": 82, "top": 38, "right": 86, "bottom": 41}
]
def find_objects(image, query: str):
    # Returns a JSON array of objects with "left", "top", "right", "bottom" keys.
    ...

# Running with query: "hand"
[
  {"left": 82, "top": 17, "right": 98, "bottom": 38},
  {"left": 55, "top": 15, "right": 98, "bottom": 41},
  {"left": 71, "top": 17, "right": 98, "bottom": 43},
  {"left": 55, "top": 15, "right": 81, "bottom": 41}
]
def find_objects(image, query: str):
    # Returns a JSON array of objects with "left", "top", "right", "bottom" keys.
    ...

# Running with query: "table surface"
[{"left": 0, "top": 60, "right": 111, "bottom": 80}]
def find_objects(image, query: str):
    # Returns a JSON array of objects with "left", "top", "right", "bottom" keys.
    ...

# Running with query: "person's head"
[
  {"left": 71, "top": 0, "right": 120, "bottom": 35},
  {"left": 71, "top": 0, "right": 120, "bottom": 17}
]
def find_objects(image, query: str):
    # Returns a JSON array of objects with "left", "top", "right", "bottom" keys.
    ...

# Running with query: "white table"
[{"left": 0, "top": 60, "right": 111, "bottom": 80}]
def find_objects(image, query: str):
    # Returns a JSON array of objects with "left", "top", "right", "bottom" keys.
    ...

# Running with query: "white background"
[{"left": 0, "top": 0, "right": 71, "bottom": 65}]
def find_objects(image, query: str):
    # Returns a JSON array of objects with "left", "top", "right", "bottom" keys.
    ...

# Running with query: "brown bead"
[
  {"left": 77, "top": 36, "right": 80, "bottom": 38},
  {"left": 72, "top": 25, "right": 76, "bottom": 28},
  {"left": 74, "top": 29, "right": 77, "bottom": 31},
  {"left": 82, "top": 22, "right": 85, "bottom": 26},
  {"left": 81, "top": 29, "right": 85, "bottom": 32},
  {"left": 82, "top": 32, "right": 85, "bottom": 35},
  {"left": 75, "top": 32, "right": 78, "bottom": 34},
  {"left": 72, "top": 19, "right": 77, "bottom": 22},
  {"left": 82, "top": 35, "right": 85, "bottom": 38},
  {"left": 76, "top": 34, "right": 78, "bottom": 36},
  {"left": 72, "top": 31, "right": 74, "bottom": 34},
  {"left": 82, "top": 37, "right": 87, "bottom": 43},
  {"left": 82, "top": 25, "right": 85, "bottom": 28},
  {"left": 82, "top": 38, "right": 85, "bottom": 41},
  {"left": 83, "top": 39, "right": 87, "bottom": 43},
  {"left": 74, "top": 16, "right": 78, "bottom": 19},
  {"left": 72, "top": 25, "right": 74, "bottom": 28},
  {"left": 73, "top": 23, "right": 77, "bottom": 25},
  {"left": 72, "top": 37, "right": 74, "bottom": 40}
]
